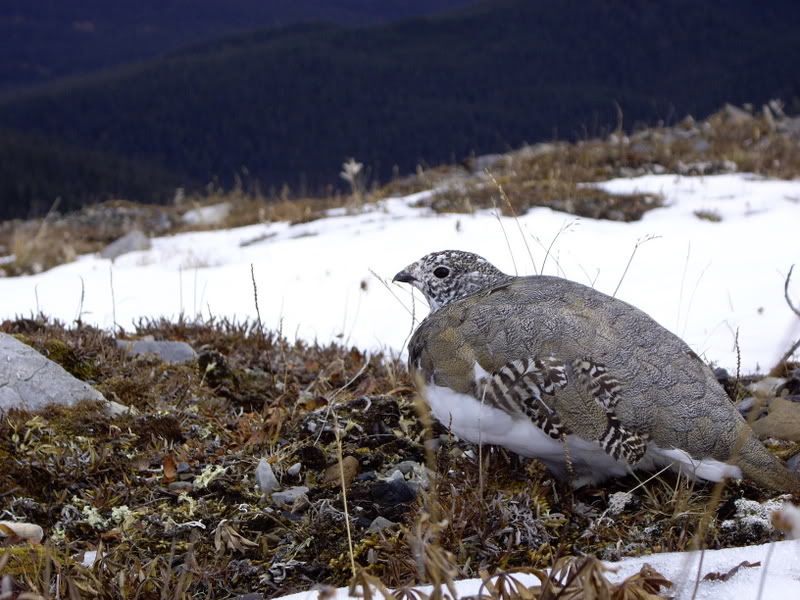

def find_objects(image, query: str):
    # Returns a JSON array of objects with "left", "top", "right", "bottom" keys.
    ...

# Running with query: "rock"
[
  {"left": 371, "top": 472, "right": 416, "bottom": 506},
  {"left": 181, "top": 203, "right": 231, "bottom": 226},
  {"left": 367, "top": 516, "right": 397, "bottom": 533},
  {"left": 82, "top": 550, "right": 99, "bottom": 567},
  {"left": 751, "top": 398, "right": 800, "bottom": 441},
  {"left": 607, "top": 491, "right": 634, "bottom": 515},
  {"left": 675, "top": 160, "right": 737, "bottom": 176},
  {"left": 788, "top": 453, "right": 800, "bottom": 474},
  {"left": 713, "top": 367, "right": 730, "bottom": 382},
  {"left": 0, "top": 521, "right": 44, "bottom": 543},
  {"left": 736, "top": 396, "right": 757, "bottom": 416},
  {"left": 107, "top": 400, "right": 136, "bottom": 416},
  {"left": 100, "top": 230, "right": 151, "bottom": 260},
  {"left": 720, "top": 497, "right": 786, "bottom": 544},
  {"left": 116, "top": 339, "right": 197, "bottom": 364},
  {"left": 322, "top": 456, "right": 359, "bottom": 488},
  {"left": 60, "top": 201, "right": 176, "bottom": 242},
  {"left": 393, "top": 461, "right": 420, "bottom": 475},
  {"left": 168, "top": 481, "right": 194, "bottom": 493},
  {"left": 286, "top": 462, "right": 302, "bottom": 477},
  {"left": 748, "top": 377, "right": 787, "bottom": 396},
  {"left": 271, "top": 486, "right": 309, "bottom": 507},
  {"left": 256, "top": 459, "right": 280, "bottom": 494},
  {"left": 0, "top": 333, "right": 114, "bottom": 414}
]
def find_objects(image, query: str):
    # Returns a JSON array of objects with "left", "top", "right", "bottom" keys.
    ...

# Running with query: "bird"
[{"left": 393, "top": 249, "right": 800, "bottom": 493}]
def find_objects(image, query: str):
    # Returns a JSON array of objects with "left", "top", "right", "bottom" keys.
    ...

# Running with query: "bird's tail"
[{"left": 737, "top": 434, "right": 800, "bottom": 495}]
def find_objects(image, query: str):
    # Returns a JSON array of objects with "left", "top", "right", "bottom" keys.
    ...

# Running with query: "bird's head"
[{"left": 393, "top": 250, "right": 510, "bottom": 311}]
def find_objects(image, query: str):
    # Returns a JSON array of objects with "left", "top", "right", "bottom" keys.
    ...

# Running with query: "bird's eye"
[{"left": 433, "top": 266, "right": 450, "bottom": 278}]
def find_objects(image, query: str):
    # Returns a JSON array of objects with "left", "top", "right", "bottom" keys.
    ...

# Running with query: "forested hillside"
[
  {"left": 0, "top": 0, "right": 472, "bottom": 91},
  {"left": 1, "top": 0, "right": 798, "bottom": 219}
]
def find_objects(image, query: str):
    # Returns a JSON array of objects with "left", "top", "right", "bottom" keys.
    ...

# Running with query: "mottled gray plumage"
[{"left": 394, "top": 250, "right": 800, "bottom": 493}]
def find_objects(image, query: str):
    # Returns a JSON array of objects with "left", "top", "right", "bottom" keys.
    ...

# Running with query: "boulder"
[
  {"left": 116, "top": 339, "right": 197, "bottom": 364},
  {"left": 100, "top": 230, "right": 151, "bottom": 260},
  {"left": 0, "top": 333, "right": 111, "bottom": 413}
]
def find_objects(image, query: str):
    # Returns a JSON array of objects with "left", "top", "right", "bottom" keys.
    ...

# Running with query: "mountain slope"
[
  {"left": 1, "top": 0, "right": 799, "bottom": 217},
  {"left": 0, "top": 0, "right": 474, "bottom": 91}
]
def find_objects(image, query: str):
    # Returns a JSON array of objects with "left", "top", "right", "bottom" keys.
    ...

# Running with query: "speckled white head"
[{"left": 393, "top": 250, "right": 511, "bottom": 311}]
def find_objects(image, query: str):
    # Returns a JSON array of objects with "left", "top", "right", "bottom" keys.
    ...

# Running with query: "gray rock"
[
  {"left": 393, "top": 461, "right": 420, "bottom": 475},
  {"left": 100, "top": 230, "right": 151, "bottom": 260},
  {"left": 168, "top": 481, "right": 194, "bottom": 493},
  {"left": 748, "top": 377, "right": 787, "bottom": 396},
  {"left": 116, "top": 339, "right": 197, "bottom": 364},
  {"left": 367, "top": 516, "right": 397, "bottom": 533},
  {"left": 286, "top": 462, "right": 302, "bottom": 477},
  {"left": 788, "top": 453, "right": 800, "bottom": 474},
  {"left": 271, "top": 486, "right": 309, "bottom": 507},
  {"left": 0, "top": 333, "right": 108, "bottom": 413},
  {"left": 181, "top": 203, "right": 231, "bottom": 226},
  {"left": 256, "top": 459, "right": 280, "bottom": 494},
  {"left": 736, "top": 396, "right": 757, "bottom": 416}
]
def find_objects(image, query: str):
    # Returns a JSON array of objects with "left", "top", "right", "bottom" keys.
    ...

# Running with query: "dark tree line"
[{"left": 0, "top": 0, "right": 798, "bottom": 219}]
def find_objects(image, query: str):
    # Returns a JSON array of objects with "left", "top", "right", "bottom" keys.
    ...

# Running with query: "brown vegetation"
[{"left": 1, "top": 317, "right": 797, "bottom": 598}]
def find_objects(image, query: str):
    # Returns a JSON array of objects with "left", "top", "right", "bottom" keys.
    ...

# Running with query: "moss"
[
  {"left": 38, "top": 339, "right": 98, "bottom": 380},
  {"left": 0, "top": 545, "right": 48, "bottom": 577}
]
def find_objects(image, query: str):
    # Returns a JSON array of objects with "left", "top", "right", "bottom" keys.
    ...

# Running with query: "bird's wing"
[
  {"left": 476, "top": 355, "right": 648, "bottom": 465},
  {"left": 478, "top": 356, "right": 568, "bottom": 440}
]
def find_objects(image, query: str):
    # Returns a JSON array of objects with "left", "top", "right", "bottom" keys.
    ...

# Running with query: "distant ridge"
[
  {"left": 0, "top": 0, "right": 798, "bottom": 218},
  {"left": 0, "top": 0, "right": 474, "bottom": 91}
]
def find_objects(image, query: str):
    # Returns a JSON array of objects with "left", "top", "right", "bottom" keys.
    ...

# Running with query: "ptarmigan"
[{"left": 394, "top": 250, "right": 800, "bottom": 492}]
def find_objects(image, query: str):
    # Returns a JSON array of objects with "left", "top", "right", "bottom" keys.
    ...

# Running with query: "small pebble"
[
  {"left": 272, "top": 486, "right": 310, "bottom": 507},
  {"left": 322, "top": 456, "right": 360, "bottom": 488},
  {"left": 737, "top": 397, "right": 756, "bottom": 415},
  {"left": 176, "top": 462, "right": 191, "bottom": 474},
  {"left": 394, "top": 461, "right": 420, "bottom": 475},
  {"left": 371, "top": 477, "right": 415, "bottom": 506},
  {"left": 168, "top": 481, "right": 194, "bottom": 493},
  {"left": 368, "top": 516, "right": 397, "bottom": 533},
  {"left": 788, "top": 453, "right": 800, "bottom": 473},
  {"left": 0, "top": 521, "right": 44, "bottom": 543},
  {"left": 385, "top": 469, "right": 405, "bottom": 483},
  {"left": 256, "top": 459, "right": 280, "bottom": 494},
  {"left": 287, "top": 462, "right": 302, "bottom": 477}
]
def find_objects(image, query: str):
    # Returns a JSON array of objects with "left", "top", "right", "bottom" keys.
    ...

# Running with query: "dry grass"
[
  {"left": 378, "top": 103, "right": 800, "bottom": 222},
  {"left": 1, "top": 317, "right": 796, "bottom": 598}
]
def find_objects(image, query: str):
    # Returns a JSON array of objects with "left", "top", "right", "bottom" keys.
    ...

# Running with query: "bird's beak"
[{"left": 392, "top": 270, "right": 416, "bottom": 284}]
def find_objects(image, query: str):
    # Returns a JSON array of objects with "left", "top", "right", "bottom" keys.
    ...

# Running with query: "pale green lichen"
[
  {"left": 195, "top": 464, "right": 226, "bottom": 489},
  {"left": 82, "top": 506, "right": 107, "bottom": 529}
]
